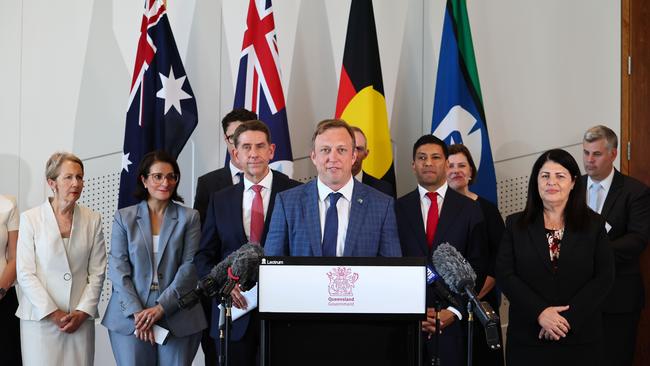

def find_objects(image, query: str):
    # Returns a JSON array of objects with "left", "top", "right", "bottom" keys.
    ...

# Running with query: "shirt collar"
[
  {"left": 229, "top": 161, "right": 242, "bottom": 178},
  {"left": 243, "top": 169, "right": 273, "bottom": 191},
  {"left": 587, "top": 167, "right": 615, "bottom": 191},
  {"left": 417, "top": 182, "right": 448, "bottom": 201},
  {"left": 317, "top": 176, "right": 355, "bottom": 203},
  {"left": 354, "top": 171, "right": 363, "bottom": 182}
]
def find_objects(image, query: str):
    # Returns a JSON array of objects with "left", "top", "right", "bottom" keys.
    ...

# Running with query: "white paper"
[
  {"left": 134, "top": 324, "right": 170, "bottom": 345},
  {"left": 218, "top": 284, "right": 258, "bottom": 327}
]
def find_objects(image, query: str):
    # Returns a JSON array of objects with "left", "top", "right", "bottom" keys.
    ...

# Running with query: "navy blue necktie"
[
  {"left": 235, "top": 171, "right": 243, "bottom": 184},
  {"left": 322, "top": 192, "right": 342, "bottom": 257}
]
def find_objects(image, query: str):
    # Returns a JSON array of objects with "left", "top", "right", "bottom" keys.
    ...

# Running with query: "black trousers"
[
  {"left": 0, "top": 287, "right": 22, "bottom": 365},
  {"left": 600, "top": 311, "right": 641, "bottom": 366}
]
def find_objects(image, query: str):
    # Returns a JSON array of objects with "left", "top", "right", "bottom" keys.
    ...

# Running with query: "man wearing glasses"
[
  {"left": 350, "top": 126, "right": 395, "bottom": 197},
  {"left": 194, "top": 108, "right": 258, "bottom": 226}
]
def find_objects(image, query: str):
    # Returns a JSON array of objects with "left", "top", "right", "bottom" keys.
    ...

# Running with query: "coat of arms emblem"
[{"left": 326, "top": 267, "right": 359, "bottom": 296}]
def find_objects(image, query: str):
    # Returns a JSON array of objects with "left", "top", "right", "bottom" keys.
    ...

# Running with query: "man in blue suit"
[
  {"left": 396, "top": 134, "right": 487, "bottom": 366},
  {"left": 265, "top": 119, "right": 401, "bottom": 257},
  {"left": 194, "top": 120, "right": 301, "bottom": 366}
]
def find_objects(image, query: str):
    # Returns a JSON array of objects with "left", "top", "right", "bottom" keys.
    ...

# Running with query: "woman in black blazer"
[{"left": 496, "top": 149, "right": 614, "bottom": 366}]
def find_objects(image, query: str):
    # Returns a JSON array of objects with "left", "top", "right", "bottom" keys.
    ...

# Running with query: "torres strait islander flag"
[
  {"left": 118, "top": 0, "right": 198, "bottom": 209},
  {"left": 233, "top": 0, "right": 293, "bottom": 177},
  {"left": 432, "top": 0, "right": 497, "bottom": 203},
  {"left": 335, "top": 0, "right": 396, "bottom": 196}
]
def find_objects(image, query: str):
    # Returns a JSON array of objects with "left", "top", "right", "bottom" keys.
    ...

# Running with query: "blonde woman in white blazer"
[{"left": 16, "top": 152, "right": 107, "bottom": 366}]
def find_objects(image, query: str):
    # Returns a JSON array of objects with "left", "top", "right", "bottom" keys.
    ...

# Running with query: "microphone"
[
  {"left": 426, "top": 264, "right": 461, "bottom": 310},
  {"left": 177, "top": 245, "right": 244, "bottom": 309},
  {"left": 229, "top": 243, "right": 264, "bottom": 292},
  {"left": 432, "top": 243, "right": 501, "bottom": 349}
]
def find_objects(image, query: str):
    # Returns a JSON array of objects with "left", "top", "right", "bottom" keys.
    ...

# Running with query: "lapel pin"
[{"left": 357, "top": 198, "right": 363, "bottom": 204}]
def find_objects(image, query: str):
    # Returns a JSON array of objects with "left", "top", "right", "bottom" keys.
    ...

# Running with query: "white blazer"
[{"left": 16, "top": 199, "right": 107, "bottom": 320}]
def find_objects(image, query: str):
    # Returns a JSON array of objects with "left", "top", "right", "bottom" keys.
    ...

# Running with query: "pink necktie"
[{"left": 250, "top": 185, "right": 264, "bottom": 244}]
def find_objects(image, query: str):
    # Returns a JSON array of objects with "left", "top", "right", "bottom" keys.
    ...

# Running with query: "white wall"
[{"left": 0, "top": 0, "right": 619, "bottom": 364}]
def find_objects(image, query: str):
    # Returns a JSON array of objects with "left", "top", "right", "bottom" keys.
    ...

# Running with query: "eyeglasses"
[
  {"left": 225, "top": 134, "right": 235, "bottom": 144},
  {"left": 147, "top": 173, "right": 179, "bottom": 184}
]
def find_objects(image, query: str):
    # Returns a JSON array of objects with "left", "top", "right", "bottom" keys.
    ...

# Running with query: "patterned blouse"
[{"left": 545, "top": 228, "right": 564, "bottom": 272}]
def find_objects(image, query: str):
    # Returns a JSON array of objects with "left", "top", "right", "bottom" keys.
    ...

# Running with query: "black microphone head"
[
  {"left": 431, "top": 243, "right": 476, "bottom": 293},
  {"left": 231, "top": 243, "right": 264, "bottom": 291},
  {"left": 203, "top": 248, "right": 239, "bottom": 291}
]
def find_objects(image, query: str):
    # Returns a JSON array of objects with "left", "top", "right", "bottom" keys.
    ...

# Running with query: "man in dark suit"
[
  {"left": 350, "top": 126, "right": 395, "bottom": 197},
  {"left": 582, "top": 125, "right": 650, "bottom": 366},
  {"left": 194, "top": 120, "right": 301, "bottom": 366},
  {"left": 192, "top": 108, "right": 257, "bottom": 365},
  {"left": 396, "top": 134, "right": 486, "bottom": 366},
  {"left": 265, "top": 119, "right": 401, "bottom": 257},
  {"left": 194, "top": 108, "right": 258, "bottom": 226}
]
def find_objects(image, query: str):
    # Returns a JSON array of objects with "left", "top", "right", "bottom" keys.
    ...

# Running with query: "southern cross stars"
[
  {"left": 156, "top": 66, "right": 192, "bottom": 115},
  {"left": 121, "top": 152, "right": 132, "bottom": 173}
]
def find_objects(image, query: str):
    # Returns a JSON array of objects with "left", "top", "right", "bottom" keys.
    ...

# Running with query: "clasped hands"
[
  {"left": 537, "top": 305, "right": 571, "bottom": 341},
  {"left": 48, "top": 309, "right": 89, "bottom": 333},
  {"left": 422, "top": 308, "right": 457, "bottom": 336},
  {"left": 133, "top": 304, "right": 165, "bottom": 344}
]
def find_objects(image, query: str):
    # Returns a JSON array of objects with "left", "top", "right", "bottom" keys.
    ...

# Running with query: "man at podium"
[{"left": 265, "top": 119, "right": 401, "bottom": 257}]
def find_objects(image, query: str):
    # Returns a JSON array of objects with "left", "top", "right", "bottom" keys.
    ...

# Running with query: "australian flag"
[
  {"left": 432, "top": 0, "right": 497, "bottom": 203},
  {"left": 118, "top": 0, "right": 198, "bottom": 209},
  {"left": 233, "top": 0, "right": 293, "bottom": 176}
]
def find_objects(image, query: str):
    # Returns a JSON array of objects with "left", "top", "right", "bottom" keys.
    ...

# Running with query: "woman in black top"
[{"left": 496, "top": 149, "right": 614, "bottom": 365}]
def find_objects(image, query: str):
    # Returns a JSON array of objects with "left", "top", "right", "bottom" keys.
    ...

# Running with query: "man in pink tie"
[
  {"left": 395, "top": 134, "right": 487, "bottom": 366},
  {"left": 194, "top": 120, "right": 300, "bottom": 366}
]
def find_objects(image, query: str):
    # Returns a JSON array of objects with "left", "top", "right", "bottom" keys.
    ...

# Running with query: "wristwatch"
[{"left": 0, "top": 288, "right": 6, "bottom": 298}]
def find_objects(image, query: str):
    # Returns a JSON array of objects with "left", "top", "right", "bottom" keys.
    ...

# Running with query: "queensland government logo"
[{"left": 326, "top": 267, "right": 359, "bottom": 306}]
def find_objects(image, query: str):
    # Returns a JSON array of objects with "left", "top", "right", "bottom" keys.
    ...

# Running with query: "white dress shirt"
[
  {"left": 317, "top": 176, "right": 354, "bottom": 257},
  {"left": 418, "top": 182, "right": 447, "bottom": 231},
  {"left": 230, "top": 161, "right": 243, "bottom": 185},
  {"left": 586, "top": 167, "right": 615, "bottom": 214},
  {"left": 242, "top": 170, "right": 273, "bottom": 241}
]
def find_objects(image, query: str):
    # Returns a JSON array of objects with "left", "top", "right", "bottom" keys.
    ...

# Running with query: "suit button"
[
  {"left": 63, "top": 273, "right": 72, "bottom": 281},
  {"left": 158, "top": 273, "right": 163, "bottom": 279}
]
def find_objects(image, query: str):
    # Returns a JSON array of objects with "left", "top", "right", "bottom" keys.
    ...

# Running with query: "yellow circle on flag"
[{"left": 340, "top": 86, "right": 393, "bottom": 178}]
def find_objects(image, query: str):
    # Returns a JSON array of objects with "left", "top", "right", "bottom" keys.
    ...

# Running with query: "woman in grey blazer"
[{"left": 102, "top": 150, "right": 206, "bottom": 366}]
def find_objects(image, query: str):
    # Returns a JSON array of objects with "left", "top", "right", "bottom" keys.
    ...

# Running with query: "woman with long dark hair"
[{"left": 496, "top": 149, "right": 614, "bottom": 365}]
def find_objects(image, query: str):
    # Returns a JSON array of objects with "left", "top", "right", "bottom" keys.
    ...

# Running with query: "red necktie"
[
  {"left": 250, "top": 185, "right": 264, "bottom": 244},
  {"left": 425, "top": 192, "right": 439, "bottom": 250}
]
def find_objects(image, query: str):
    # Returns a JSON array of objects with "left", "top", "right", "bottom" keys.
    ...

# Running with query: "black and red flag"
[{"left": 335, "top": 0, "right": 395, "bottom": 195}]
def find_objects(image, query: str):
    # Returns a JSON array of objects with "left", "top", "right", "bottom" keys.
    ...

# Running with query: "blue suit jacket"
[
  {"left": 193, "top": 171, "right": 301, "bottom": 340},
  {"left": 102, "top": 201, "right": 207, "bottom": 337},
  {"left": 264, "top": 179, "right": 401, "bottom": 257}
]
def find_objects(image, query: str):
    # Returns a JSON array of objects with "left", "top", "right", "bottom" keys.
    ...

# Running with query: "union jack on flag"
[
  {"left": 118, "top": 0, "right": 198, "bottom": 209},
  {"left": 233, "top": 0, "right": 293, "bottom": 176}
]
